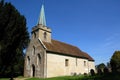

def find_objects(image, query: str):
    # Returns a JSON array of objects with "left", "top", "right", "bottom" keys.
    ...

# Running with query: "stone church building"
[{"left": 24, "top": 4, "right": 95, "bottom": 78}]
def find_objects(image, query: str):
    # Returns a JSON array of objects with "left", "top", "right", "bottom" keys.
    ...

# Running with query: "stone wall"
[
  {"left": 24, "top": 38, "right": 46, "bottom": 78},
  {"left": 32, "top": 24, "right": 52, "bottom": 43},
  {"left": 88, "top": 61, "right": 95, "bottom": 72},
  {"left": 46, "top": 53, "right": 95, "bottom": 77}
]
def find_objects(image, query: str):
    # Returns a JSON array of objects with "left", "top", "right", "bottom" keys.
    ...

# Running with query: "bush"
[
  {"left": 103, "top": 67, "right": 109, "bottom": 74},
  {"left": 97, "top": 69, "right": 103, "bottom": 75},
  {"left": 84, "top": 73, "right": 87, "bottom": 76}
]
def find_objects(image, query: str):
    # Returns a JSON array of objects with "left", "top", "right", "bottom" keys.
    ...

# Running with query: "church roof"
[{"left": 43, "top": 39, "right": 94, "bottom": 61}]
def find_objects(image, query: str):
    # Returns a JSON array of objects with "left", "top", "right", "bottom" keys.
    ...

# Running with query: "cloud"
[
  {"left": 104, "top": 33, "right": 120, "bottom": 48},
  {"left": 92, "top": 33, "right": 120, "bottom": 65}
]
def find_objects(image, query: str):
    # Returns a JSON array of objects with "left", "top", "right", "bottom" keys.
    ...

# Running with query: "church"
[{"left": 24, "top": 4, "right": 95, "bottom": 78}]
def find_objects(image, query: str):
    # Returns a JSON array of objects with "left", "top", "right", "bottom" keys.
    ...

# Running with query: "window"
[
  {"left": 27, "top": 56, "right": 30, "bottom": 65},
  {"left": 84, "top": 61, "right": 86, "bottom": 66},
  {"left": 37, "top": 54, "right": 41, "bottom": 65},
  {"left": 65, "top": 59, "right": 69, "bottom": 66},
  {"left": 76, "top": 58, "right": 77, "bottom": 66},
  {"left": 43, "top": 32, "right": 47, "bottom": 40},
  {"left": 32, "top": 46, "right": 35, "bottom": 55}
]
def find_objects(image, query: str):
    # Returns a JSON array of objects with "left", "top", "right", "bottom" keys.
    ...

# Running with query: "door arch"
[{"left": 31, "top": 64, "right": 35, "bottom": 77}]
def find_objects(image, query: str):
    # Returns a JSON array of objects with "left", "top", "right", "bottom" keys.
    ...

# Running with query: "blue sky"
[{"left": 5, "top": 0, "right": 120, "bottom": 65}]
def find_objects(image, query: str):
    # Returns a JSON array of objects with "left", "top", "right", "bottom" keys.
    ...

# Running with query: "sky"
[{"left": 5, "top": 0, "right": 120, "bottom": 65}]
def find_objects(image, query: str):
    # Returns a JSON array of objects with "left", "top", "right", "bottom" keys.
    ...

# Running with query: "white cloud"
[
  {"left": 91, "top": 33, "right": 120, "bottom": 65},
  {"left": 104, "top": 33, "right": 120, "bottom": 48}
]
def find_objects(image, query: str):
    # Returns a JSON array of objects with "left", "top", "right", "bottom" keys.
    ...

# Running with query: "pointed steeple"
[
  {"left": 38, "top": 4, "right": 46, "bottom": 26},
  {"left": 32, "top": 1, "right": 51, "bottom": 43}
]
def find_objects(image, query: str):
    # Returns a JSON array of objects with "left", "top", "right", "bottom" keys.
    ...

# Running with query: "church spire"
[{"left": 38, "top": 4, "right": 46, "bottom": 26}]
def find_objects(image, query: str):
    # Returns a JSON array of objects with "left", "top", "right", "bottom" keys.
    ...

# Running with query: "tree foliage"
[
  {"left": 0, "top": 0, "right": 29, "bottom": 77},
  {"left": 110, "top": 51, "right": 120, "bottom": 72},
  {"left": 96, "top": 63, "right": 106, "bottom": 70},
  {"left": 96, "top": 63, "right": 106, "bottom": 75}
]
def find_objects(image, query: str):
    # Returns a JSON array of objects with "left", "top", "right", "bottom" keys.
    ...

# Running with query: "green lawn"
[
  {"left": 0, "top": 78, "right": 10, "bottom": 80},
  {"left": 26, "top": 73, "right": 120, "bottom": 80},
  {"left": 25, "top": 76, "right": 85, "bottom": 80},
  {"left": 1, "top": 72, "right": 120, "bottom": 80}
]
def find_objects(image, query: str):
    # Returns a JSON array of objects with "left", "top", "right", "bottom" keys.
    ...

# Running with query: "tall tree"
[
  {"left": 110, "top": 51, "right": 120, "bottom": 72},
  {"left": 0, "top": 0, "right": 29, "bottom": 79}
]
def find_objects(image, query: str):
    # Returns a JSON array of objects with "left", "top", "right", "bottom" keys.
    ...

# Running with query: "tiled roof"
[{"left": 43, "top": 39, "right": 94, "bottom": 61}]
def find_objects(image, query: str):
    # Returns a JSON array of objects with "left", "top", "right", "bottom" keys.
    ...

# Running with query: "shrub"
[
  {"left": 103, "top": 67, "right": 109, "bottom": 74},
  {"left": 84, "top": 73, "right": 87, "bottom": 76},
  {"left": 97, "top": 69, "right": 103, "bottom": 75}
]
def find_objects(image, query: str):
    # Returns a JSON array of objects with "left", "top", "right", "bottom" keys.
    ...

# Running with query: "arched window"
[
  {"left": 27, "top": 56, "right": 30, "bottom": 65},
  {"left": 37, "top": 54, "right": 41, "bottom": 65},
  {"left": 32, "top": 46, "right": 35, "bottom": 55},
  {"left": 43, "top": 32, "right": 47, "bottom": 40}
]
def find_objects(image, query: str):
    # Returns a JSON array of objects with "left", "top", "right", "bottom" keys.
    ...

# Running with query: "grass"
[
  {"left": 26, "top": 72, "right": 120, "bottom": 80},
  {"left": 0, "top": 78, "right": 10, "bottom": 80},
  {"left": 1, "top": 72, "right": 120, "bottom": 80},
  {"left": 0, "top": 76, "right": 25, "bottom": 80},
  {"left": 25, "top": 76, "right": 85, "bottom": 80},
  {"left": 25, "top": 75, "right": 98, "bottom": 80}
]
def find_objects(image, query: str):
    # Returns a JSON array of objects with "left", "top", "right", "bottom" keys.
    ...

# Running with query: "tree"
[
  {"left": 0, "top": 0, "right": 29, "bottom": 79},
  {"left": 110, "top": 51, "right": 120, "bottom": 72},
  {"left": 97, "top": 63, "right": 106, "bottom": 71},
  {"left": 96, "top": 63, "right": 106, "bottom": 75},
  {"left": 107, "top": 62, "right": 111, "bottom": 69}
]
